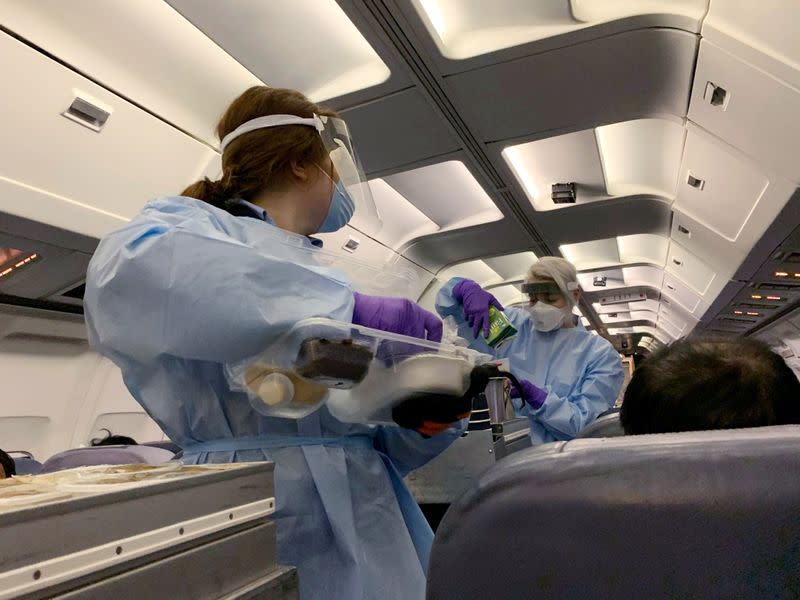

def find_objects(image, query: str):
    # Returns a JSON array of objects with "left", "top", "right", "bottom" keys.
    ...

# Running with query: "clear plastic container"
[{"left": 226, "top": 318, "right": 492, "bottom": 422}]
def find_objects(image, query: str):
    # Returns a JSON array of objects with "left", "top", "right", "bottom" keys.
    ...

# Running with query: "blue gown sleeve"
[
  {"left": 85, "top": 214, "right": 354, "bottom": 364},
  {"left": 372, "top": 420, "right": 467, "bottom": 477},
  {"left": 525, "top": 342, "right": 624, "bottom": 438},
  {"left": 434, "top": 277, "right": 494, "bottom": 356}
]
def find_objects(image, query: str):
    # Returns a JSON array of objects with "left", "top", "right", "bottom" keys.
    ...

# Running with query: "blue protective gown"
[
  {"left": 436, "top": 277, "right": 624, "bottom": 444},
  {"left": 84, "top": 196, "right": 464, "bottom": 600}
]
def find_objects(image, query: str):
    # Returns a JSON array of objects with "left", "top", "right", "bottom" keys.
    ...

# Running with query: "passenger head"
[
  {"left": 182, "top": 86, "right": 340, "bottom": 235},
  {"left": 522, "top": 257, "right": 581, "bottom": 330},
  {"left": 621, "top": 337, "right": 800, "bottom": 434},
  {"left": 91, "top": 434, "right": 138, "bottom": 446},
  {"left": 0, "top": 449, "right": 16, "bottom": 478}
]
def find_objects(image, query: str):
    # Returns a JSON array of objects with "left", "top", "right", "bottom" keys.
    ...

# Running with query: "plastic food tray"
[{"left": 228, "top": 318, "right": 491, "bottom": 422}]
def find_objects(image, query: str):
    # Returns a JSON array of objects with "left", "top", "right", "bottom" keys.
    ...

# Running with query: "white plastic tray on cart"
[{"left": 227, "top": 317, "right": 491, "bottom": 423}]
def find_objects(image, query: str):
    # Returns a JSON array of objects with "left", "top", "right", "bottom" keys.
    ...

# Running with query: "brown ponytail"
[{"left": 182, "top": 87, "right": 338, "bottom": 211}]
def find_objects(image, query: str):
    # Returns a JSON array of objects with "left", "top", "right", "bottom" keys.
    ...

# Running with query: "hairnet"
[{"left": 524, "top": 256, "right": 579, "bottom": 309}]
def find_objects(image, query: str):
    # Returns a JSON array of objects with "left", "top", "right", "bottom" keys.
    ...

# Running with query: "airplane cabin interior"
[{"left": 1, "top": 1, "right": 800, "bottom": 598}]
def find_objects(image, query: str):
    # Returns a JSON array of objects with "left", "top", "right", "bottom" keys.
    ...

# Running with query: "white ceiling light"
[
  {"left": 433, "top": 251, "right": 539, "bottom": 308},
  {"left": 437, "top": 259, "right": 504, "bottom": 288},
  {"left": 596, "top": 119, "right": 686, "bottom": 198},
  {"left": 166, "top": 0, "right": 390, "bottom": 102},
  {"left": 359, "top": 161, "right": 503, "bottom": 249},
  {"left": 491, "top": 284, "right": 527, "bottom": 308},
  {"left": 412, "top": 0, "right": 707, "bottom": 60},
  {"left": 365, "top": 180, "right": 439, "bottom": 250},
  {"left": 382, "top": 161, "right": 502, "bottom": 230},
  {"left": 483, "top": 252, "right": 538, "bottom": 281},
  {"left": 561, "top": 234, "right": 669, "bottom": 271}
]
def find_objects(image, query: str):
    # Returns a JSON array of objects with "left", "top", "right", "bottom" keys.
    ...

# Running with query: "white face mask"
[{"left": 527, "top": 302, "right": 567, "bottom": 332}]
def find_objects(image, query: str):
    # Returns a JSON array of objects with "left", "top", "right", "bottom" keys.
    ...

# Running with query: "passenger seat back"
[
  {"left": 41, "top": 445, "right": 174, "bottom": 473},
  {"left": 427, "top": 425, "right": 800, "bottom": 600},
  {"left": 575, "top": 411, "right": 624, "bottom": 438}
]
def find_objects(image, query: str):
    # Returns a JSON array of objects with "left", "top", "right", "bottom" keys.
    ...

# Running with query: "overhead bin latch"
[
  {"left": 704, "top": 82, "right": 729, "bottom": 110},
  {"left": 62, "top": 93, "right": 112, "bottom": 132}
]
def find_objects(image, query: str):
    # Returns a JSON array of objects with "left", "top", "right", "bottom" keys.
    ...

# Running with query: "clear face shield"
[
  {"left": 520, "top": 281, "right": 568, "bottom": 307},
  {"left": 219, "top": 113, "right": 382, "bottom": 234},
  {"left": 313, "top": 115, "right": 381, "bottom": 234}
]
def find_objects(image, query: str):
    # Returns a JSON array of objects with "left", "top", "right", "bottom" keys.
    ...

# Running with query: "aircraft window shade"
[{"left": 0, "top": 417, "right": 50, "bottom": 460}]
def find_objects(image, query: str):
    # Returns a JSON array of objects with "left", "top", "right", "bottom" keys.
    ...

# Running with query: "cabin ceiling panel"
[
  {"left": 340, "top": 88, "right": 461, "bottom": 176},
  {"left": 443, "top": 28, "right": 697, "bottom": 143},
  {"left": 406, "top": 0, "right": 706, "bottom": 62},
  {"left": 165, "top": 0, "right": 405, "bottom": 104},
  {"left": 525, "top": 197, "right": 672, "bottom": 249}
]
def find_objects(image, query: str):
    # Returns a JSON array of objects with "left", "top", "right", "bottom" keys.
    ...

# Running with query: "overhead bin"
[
  {"left": 0, "top": 0, "right": 396, "bottom": 144},
  {"left": 655, "top": 317, "right": 683, "bottom": 339},
  {"left": 673, "top": 125, "right": 796, "bottom": 262},
  {"left": 0, "top": 0, "right": 262, "bottom": 145},
  {"left": 661, "top": 273, "right": 706, "bottom": 317},
  {"left": 446, "top": 29, "right": 697, "bottom": 142},
  {"left": 702, "top": 0, "right": 800, "bottom": 93},
  {"left": 665, "top": 240, "right": 717, "bottom": 296},
  {"left": 688, "top": 40, "right": 800, "bottom": 185},
  {"left": 620, "top": 266, "right": 665, "bottom": 290},
  {"left": 0, "top": 31, "right": 216, "bottom": 239}
]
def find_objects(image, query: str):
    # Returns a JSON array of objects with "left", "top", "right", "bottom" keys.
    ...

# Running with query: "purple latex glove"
[
  {"left": 510, "top": 378, "right": 548, "bottom": 409},
  {"left": 453, "top": 279, "right": 504, "bottom": 338},
  {"left": 352, "top": 292, "right": 443, "bottom": 342}
]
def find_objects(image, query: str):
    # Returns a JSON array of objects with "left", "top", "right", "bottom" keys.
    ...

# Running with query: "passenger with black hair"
[
  {"left": 91, "top": 434, "right": 138, "bottom": 446},
  {"left": 621, "top": 337, "right": 800, "bottom": 434},
  {"left": 0, "top": 449, "right": 16, "bottom": 479}
]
